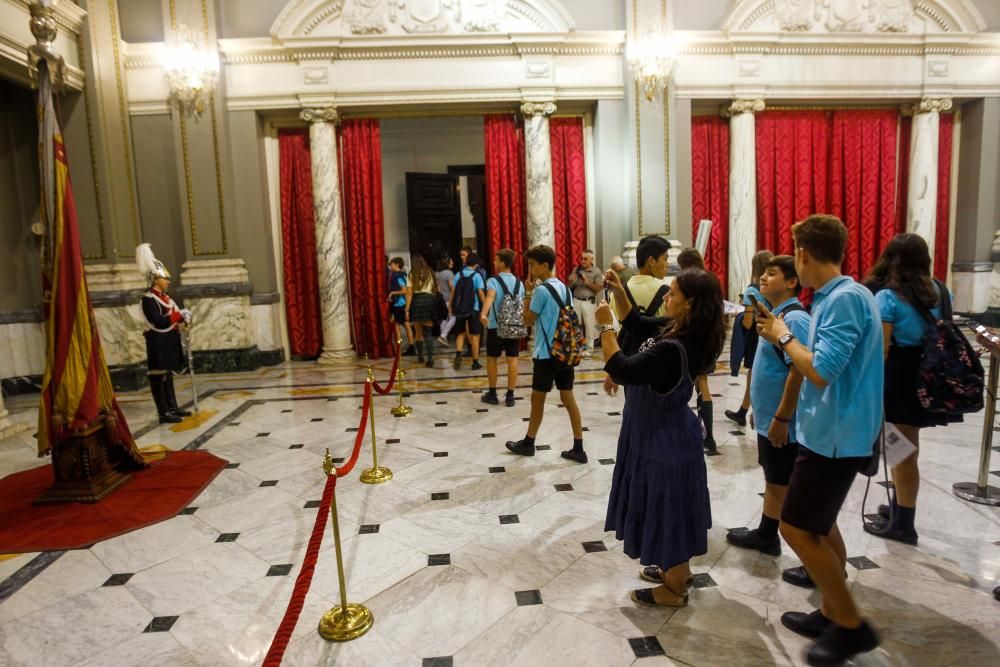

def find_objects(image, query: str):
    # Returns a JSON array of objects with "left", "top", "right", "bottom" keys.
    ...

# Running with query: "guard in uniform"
[{"left": 136, "top": 244, "right": 192, "bottom": 424}]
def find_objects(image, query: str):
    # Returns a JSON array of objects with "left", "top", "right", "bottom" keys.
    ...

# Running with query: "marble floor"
[{"left": 1, "top": 349, "right": 999, "bottom": 667}]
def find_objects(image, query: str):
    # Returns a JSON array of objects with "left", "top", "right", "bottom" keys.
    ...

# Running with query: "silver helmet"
[{"left": 135, "top": 243, "right": 171, "bottom": 284}]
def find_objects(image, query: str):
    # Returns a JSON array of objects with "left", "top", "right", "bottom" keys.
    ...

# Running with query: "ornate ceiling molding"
[
  {"left": 270, "top": 0, "right": 576, "bottom": 39},
  {"left": 723, "top": 0, "right": 986, "bottom": 35}
]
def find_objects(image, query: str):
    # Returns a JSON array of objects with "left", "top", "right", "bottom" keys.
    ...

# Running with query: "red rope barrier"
[
  {"left": 371, "top": 350, "right": 400, "bottom": 396},
  {"left": 262, "top": 380, "right": 375, "bottom": 665}
]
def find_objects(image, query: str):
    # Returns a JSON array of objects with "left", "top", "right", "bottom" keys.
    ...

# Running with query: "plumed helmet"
[{"left": 135, "top": 243, "right": 171, "bottom": 284}]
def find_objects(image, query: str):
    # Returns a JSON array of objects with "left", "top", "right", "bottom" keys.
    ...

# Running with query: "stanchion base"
[
  {"left": 359, "top": 466, "right": 393, "bottom": 484},
  {"left": 318, "top": 602, "right": 374, "bottom": 642},
  {"left": 952, "top": 482, "right": 1000, "bottom": 506},
  {"left": 390, "top": 405, "right": 413, "bottom": 417}
]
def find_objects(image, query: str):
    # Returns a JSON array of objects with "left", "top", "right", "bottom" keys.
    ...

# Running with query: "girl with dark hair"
[
  {"left": 863, "top": 233, "right": 958, "bottom": 545},
  {"left": 596, "top": 268, "right": 725, "bottom": 606}
]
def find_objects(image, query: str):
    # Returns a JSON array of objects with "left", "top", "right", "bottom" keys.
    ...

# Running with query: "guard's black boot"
[
  {"left": 150, "top": 376, "right": 182, "bottom": 424},
  {"left": 164, "top": 374, "right": 191, "bottom": 417}
]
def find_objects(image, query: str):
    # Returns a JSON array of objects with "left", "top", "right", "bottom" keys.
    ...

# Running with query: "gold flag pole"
[
  {"left": 359, "top": 365, "right": 392, "bottom": 484},
  {"left": 318, "top": 450, "right": 374, "bottom": 641}
]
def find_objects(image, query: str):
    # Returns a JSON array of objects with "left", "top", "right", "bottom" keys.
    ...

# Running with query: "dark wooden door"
[{"left": 406, "top": 172, "right": 461, "bottom": 267}]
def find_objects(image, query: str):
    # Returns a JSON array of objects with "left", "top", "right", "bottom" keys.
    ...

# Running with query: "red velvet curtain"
[
  {"left": 484, "top": 115, "right": 528, "bottom": 277},
  {"left": 934, "top": 114, "right": 954, "bottom": 281},
  {"left": 340, "top": 119, "right": 394, "bottom": 359},
  {"left": 829, "top": 110, "right": 899, "bottom": 279},
  {"left": 691, "top": 115, "right": 730, "bottom": 294},
  {"left": 278, "top": 129, "right": 323, "bottom": 359},
  {"left": 755, "top": 110, "right": 899, "bottom": 279},
  {"left": 550, "top": 117, "right": 588, "bottom": 282},
  {"left": 755, "top": 111, "right": 831, "bottom": 259}
]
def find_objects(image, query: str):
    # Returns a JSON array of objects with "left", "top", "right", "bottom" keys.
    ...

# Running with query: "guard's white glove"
[{"left": 180, "top": 309, "right": 192, "bottom": 323}]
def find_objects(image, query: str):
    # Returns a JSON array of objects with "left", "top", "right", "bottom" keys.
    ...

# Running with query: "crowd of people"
[{"left": 383, "top": 213, "right": 988, "bottom": 666}]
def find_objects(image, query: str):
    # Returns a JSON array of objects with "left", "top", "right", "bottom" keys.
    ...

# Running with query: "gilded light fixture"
[
  {"left": 162, "top": 24, "right": 218, "bottom": 117},
  {"left": 627, "top": 22, "right": 680, "bottom": 102}
]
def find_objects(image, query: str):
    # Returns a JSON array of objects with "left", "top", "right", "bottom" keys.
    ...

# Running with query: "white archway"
[{"left": 270, "top": 0, "right": 577, "bottom": 38}]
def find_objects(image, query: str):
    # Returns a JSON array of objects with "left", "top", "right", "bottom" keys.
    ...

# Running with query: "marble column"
[
  {"left": 906, "top": 98, "right": 953, "bottom": 260},
  {"left": 727, "top": 99, "right": 765, "bottom": 302},
  {"left": 300, "top": 108, "right": 354, "bottom": 363},
  {"left": 521, "top": 101, "right": 558, "bottom": 249}
]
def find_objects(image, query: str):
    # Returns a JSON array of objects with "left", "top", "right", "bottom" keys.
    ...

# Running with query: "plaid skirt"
[{"left": 409, "top": 292, "right": 436, "bottom": 322}]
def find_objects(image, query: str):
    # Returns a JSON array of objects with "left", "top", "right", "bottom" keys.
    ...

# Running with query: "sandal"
[
  {"left": 630, "top": 587, "right": 689, "bottom": 608},
  {"left": 639, "top": 566, "right": 694, "bottom": 588}
]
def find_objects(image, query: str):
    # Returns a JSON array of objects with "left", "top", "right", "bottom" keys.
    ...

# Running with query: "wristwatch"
[
  {"left": 597, "top": 324, "right": 616, "bottom": 336},
  {"left": 778, "top": 333, "right": 795, "bottom": 349}
]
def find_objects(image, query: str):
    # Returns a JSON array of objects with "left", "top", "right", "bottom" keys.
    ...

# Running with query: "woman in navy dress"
[{"left": 596, "top": 268, "right": 725, "bottom": 606}]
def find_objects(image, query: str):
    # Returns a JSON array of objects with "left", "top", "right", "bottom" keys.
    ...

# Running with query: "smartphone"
[
  {"left": 748, "top": 294, "right": 769, "bottom": 317},
  {"left": 603, "top": 285, "right": 610, "bottom": 303}
]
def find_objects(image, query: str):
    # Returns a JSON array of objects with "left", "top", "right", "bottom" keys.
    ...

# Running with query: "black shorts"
[
  {"left": 757, "top": 433, "right": 799, "bottom": 486},
  {"left": 454, "top": 315, "right": 482, "bottom": 336},
  {"left": 781, "top": 447, "right": 865, "bottom": 536},
  {"left": 531, "top": 358, "right": 574, "bottom": 393},
  {"left": 486, "top": 328, "right": 520, "bottom": 358},
  {"left": 392, "top": 306, "right": 406, "bottom": 325}
]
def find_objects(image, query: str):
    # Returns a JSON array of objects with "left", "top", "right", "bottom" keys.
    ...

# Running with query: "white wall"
[{"left": 380, "top": 116, "right": 486, "bottom": 253}]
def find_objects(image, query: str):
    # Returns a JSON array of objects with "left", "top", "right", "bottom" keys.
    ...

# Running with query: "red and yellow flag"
[{"left": 35, "top": 63, "right": 144, "bottom": 467}]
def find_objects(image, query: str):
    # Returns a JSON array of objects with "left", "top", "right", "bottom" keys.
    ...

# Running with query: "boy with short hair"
[
  {"left": 479, "top": 249, "right": 523, "bottom": 407},
  {"left": 505, "top": 245, "right": 587, "bottom": 464},
  {"left": 757, "top": 215, "right": 882, "bottom": 666},
  {"left": 388, "top": 257, "right": 415, "bottom": 355},
  {"left": 727, "top": 255, "right": 810, "bottom": 556},
  {"left": 449, "top": 253, "right": 486, "bottom": 370}
]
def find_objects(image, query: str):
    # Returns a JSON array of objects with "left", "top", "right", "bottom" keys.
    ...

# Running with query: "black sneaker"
[
  {"left": 481, "top": 392, "right": 499, "bottom": 405},
  {"left": 505, "top": 391, "right": 516, "bottom": 407},
  {"left": 453, "top": 353, "right": 462, "bottom": 370},
  {"left": 726, "top": 528, "right": 781, "bottom": 556},
  {"left": 781, "top": 609, "right": 832, "bottom": 639},
  {"left": 877, "top": 503, "right": 892, "bottom": 519},
  {"left": 403, "top": 345, "right": 416, "bottom": 357},
  {"left": 724, "top": 409, "right": 747, "bottom": 427},
  {"left": 782, "top": 566, "right": 816, "bottom": 589},
  {"left": 561, "top": 449, "right": 588, "bottom": 464},
  {"left": 703, "top": 436, "right": 718, "bottom": 455},
  {"left": 993, "top": 585, "right": 999, "bottom": 602},
  {"left": 425, "top": 360, "right": 434, "bottom": 369},
  {"left": 805, "top": 620, "right": 879, "bottom": 666},
  {"left": 471, "top": 360, "right": 483, "bottom": 371},
  {"left": 506, "top": 439, "right": 535, "bottom": 456},
  {"left": 863, "top": 516, "right": 918, "bottom": 546}
]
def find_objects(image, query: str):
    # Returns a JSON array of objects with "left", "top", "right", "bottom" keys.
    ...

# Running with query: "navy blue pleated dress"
[{"left": 604, "top": 312, "right": 712, "bottom": 571}]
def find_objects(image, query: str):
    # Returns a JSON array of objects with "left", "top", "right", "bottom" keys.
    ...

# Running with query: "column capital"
[
  {"left": 521, "top": 101, "right": 557, "bottom": 117},
  {"left": 722, "top": 99, "right": 766, "bottom": 117},
  {"left": 902, "top": 97, "right": 953, "bottom": 116},
  {"left": 300, "top": 107, "right": 339, "bottom": 124}
]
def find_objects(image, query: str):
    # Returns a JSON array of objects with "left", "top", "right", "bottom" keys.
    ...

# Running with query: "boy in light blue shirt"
[
  {"left": 727, "top": 255, "right": 810, "bottom": 559},
  {"left": 757, "top": 214, "right": 881, "bottom": 665},
  {"left": 478, "top": 248, "right": 524, "bottom": 407},
  {"left": 505, "top": 244, "right": 586, "bottom": 464}
]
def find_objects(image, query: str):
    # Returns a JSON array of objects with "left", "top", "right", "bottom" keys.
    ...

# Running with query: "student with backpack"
[
  {"left": 862, "top": 233, "right": 977, "bottom": 546},
  {"left": 727, "top": 255, "right": 811, "bottom": 557},
  {"left": 505, "top": 245, "right": 588, "bottom": 464},
  {"left": 479, "top": 249, "right": 526, "bottom": 407},
  {"left": 449, "top": 253, "right": 486, "bottom": 371},
  {"left": 388, "top": 257, "right": 416, "bottom": 356}
]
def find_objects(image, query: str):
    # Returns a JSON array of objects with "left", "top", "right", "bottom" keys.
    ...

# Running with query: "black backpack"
[
  {"left": 913, "top": 282, "right": 984, "bottom": 415},
  {"left": 452, "top": 272, "right": 477, "bottom": 318},
  {"left": 617, "top": 283, "right": 669, "bottom": 355}
]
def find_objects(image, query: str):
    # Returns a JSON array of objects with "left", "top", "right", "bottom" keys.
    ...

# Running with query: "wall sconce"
[
  {"left": 162, "top": 25, "right": 218, "bottom": 117},
  {"left": 627, "top": 24, "right": 681, "bottom": 102}
]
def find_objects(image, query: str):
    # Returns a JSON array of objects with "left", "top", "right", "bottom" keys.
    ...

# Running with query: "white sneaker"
[{"left": 437, "top": 336, "right": 450, "bottom": 348}]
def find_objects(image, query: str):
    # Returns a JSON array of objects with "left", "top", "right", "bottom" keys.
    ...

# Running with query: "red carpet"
[{"left": 0, "top": 451, "right": 227, "bottom": 553}]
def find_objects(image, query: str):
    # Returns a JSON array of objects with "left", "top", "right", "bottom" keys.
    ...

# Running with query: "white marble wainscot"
[
  {"left": 0, "top": 320, "right": 45, "bottom": 382},
  {"left": 906, "top": 98, "right": 952, "bottom": 257},
  {"left": 85, "top": 263, "right": 149, "bottom": 368},
  {"left": 301, "top": 107, "right": 354, "bottom": 364},
  {"left": 952, "top": 263, "right": 992, "bottom": 314},
  {"left": 522, "top": 101, "right": 557, "bottom": 249},
  {"left": 727, "top": 99, "right": 764, "bottom": 303},
  {"left": 250, "top": 299, "right": 282, "bottom": 355},
  {"left": 179, "top": 260, "right": 254, "bottom": 352}
]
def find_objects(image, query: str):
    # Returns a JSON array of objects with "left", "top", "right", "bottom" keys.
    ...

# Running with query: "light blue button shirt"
[
  {"left": 530, "top": 278, "right": 571, "bottom": 360},
  {"left": 750, "top": 297, "right": 811, "bottom": 441},
  {"left": 796, "top": 276, "right": 884, "bottom": 459},
  {"left": 875, "top": 288, "right": 944, "bottom": 347},
  {"left": 486, "top": 273, "right": 519, "bottom": 330}
]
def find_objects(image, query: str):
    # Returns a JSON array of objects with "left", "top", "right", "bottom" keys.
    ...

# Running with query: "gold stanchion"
[
  {"left": 390, "top": 367, "right": 413, "bottom": 418},
  {"left": 360, "top": 366, "right": 393, "bottom": 484},
  {"left": 318, "top": 450, "right": 374, "bottom": 641}
]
